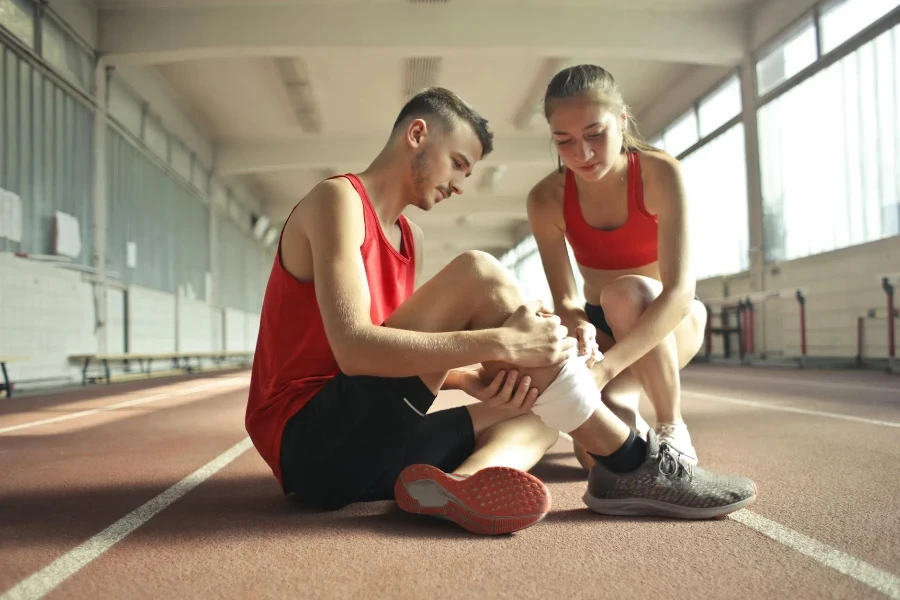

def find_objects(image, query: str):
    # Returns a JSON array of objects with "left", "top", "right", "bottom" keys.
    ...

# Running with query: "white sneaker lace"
[
  {"left": 656, "top": 423, "right": 686, "bottom": 439},
  {"left": 657, "top": 443, "right": 694, "bottom": 479}
]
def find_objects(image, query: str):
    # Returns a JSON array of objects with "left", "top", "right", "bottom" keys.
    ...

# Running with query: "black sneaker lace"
[{"left": 658, "top": 443, "right": 694, "bottom": 480}]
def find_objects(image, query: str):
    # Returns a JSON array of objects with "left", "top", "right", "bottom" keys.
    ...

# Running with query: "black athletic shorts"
[
  {"left": 279, "top": 372, "right": 476, "bottom": 510},
  {"left": 584, "top": 302, "right": 615, "bottom": 341},
  {"left": 585, "top": 295, "right": 701, "bottom": 342}
]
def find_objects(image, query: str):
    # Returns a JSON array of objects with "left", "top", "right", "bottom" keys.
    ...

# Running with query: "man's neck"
[{"left": 356, "top": 153, "right": 411, "bottom": 228}]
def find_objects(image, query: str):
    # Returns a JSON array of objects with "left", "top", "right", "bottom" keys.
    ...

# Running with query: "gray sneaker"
[{"left": 583, "top": 430, "right": 757, "bottom": 519}]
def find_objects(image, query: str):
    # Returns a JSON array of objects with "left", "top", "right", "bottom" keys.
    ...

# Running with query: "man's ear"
[{"left": 405, "top": 118, "right": 428, "bottom": 149}]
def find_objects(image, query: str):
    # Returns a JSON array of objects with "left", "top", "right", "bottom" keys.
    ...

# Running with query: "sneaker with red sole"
[{"left": 394, "top": 464, "right": 551, "bottom": 535}]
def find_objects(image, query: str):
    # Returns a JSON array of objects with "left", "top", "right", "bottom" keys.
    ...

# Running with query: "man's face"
[{"left": 407, "top": 119, "right": 483, "bottom": 210}]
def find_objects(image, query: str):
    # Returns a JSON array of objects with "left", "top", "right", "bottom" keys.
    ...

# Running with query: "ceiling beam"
[
  {"left": 99, "top": 5, "right": 745, "bottom": 67},
  {"left": 216, "top": 136, "right": 556, "bottom": 176}
]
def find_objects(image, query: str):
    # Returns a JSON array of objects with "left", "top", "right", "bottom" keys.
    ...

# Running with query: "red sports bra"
[{"left": 562, "top": 151, "right": 659, "bottom": 270}]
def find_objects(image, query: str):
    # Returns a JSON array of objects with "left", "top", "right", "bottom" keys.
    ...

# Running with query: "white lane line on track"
[
  {"left": 0, "top": 437, "right": 253, "bottom": 600},
  {"left": 730, "top": 510, "right": 900, "bottom": 599},
  {"left": 686, "top": 370, "right": 900, "bottom": 394},
  {"left": 685, "top": 391, "right": 900, "bottom": 428},
  {"left": 558, "top": 433, "right": 900, "bottom": 596},
  {"left": 0, "top": 379, "right": 248, "bottom": 435}
]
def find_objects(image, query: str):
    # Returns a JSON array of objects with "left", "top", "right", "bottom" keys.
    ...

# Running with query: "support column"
[
  {"left": 92, "top": 59, "right": 112, "bottom": 355},
  {"left": 208, "top": 176, "right": 219, "bottom": 308},
  {"left": 208, "top": 175, "right": 222, "bottom": 350},
  {"left": 740, "top": 54, "right": 766, "bottom": 356}
]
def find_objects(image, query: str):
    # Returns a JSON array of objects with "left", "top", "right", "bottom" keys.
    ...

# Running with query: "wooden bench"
[
  {"left": 0, "top": 356, "right": 28, "bottom": 398},
  {"left": 69, "top": 351, "right": 254, "bottom": 385}
]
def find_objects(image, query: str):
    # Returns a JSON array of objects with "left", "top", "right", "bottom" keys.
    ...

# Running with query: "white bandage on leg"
[{"left": 530, "top": 355, "right": 601, "bottom": 433}]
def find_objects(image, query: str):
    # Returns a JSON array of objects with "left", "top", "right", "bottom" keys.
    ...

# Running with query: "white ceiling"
[{"left": 95, "top": 0, "right": 760, "bottom": 279}]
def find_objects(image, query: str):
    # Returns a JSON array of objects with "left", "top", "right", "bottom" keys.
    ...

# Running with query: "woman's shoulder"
[
  {"left": 526, "top": 169, "right": 566, "bottom": 222},
  {"left": 527, "top": 169, "right": 566, "bottom": 205},
  {"left": 632, "top": 148, "right": 685, "bottom": 214},
  {"left": 634, "top": 148, "right": 682, "bottom": 179}
]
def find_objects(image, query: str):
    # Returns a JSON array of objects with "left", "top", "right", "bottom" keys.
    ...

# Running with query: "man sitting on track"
[{"left": 245, "top": 87, "right": 757, "bottom": 535}]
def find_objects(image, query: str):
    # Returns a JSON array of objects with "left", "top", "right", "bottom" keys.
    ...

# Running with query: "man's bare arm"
[
  {"left": 300, "top": 180, "right": 512, "bottom": 378},
  {"left": 407, "top": 218, "right": 465, "bottom": 389}
]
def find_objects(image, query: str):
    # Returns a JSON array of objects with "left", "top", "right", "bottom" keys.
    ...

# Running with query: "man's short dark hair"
[{"left": 392, "top": 87, "right": 494, "bottom": 157}]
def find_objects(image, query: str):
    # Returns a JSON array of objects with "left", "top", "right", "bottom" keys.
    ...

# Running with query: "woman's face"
[{"left": 548, "top": 94, "right": 625, "bottom": 182}]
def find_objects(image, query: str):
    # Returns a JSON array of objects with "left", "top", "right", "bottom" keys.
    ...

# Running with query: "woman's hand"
[
  {"left": 458, "top": 368, "right": 539, "bottom": 413},
  {"left": 573, "top": 320, "right": 604, "bottom": 369}
]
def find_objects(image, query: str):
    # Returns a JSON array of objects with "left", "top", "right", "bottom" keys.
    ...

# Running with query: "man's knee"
[
  {"left": 451, "top": 250, "right": 516, "bottom": 288},
  {"left": 448, "top": 250, "right": 522, "bottom": 315},
  {"left": 599, "top": 275, "right": 658, "bottom": 331}
]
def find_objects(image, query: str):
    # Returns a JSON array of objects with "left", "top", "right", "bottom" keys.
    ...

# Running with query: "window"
[
  {"left": 758, "top": 23, "right": 899, "bottom": 262},
  {"left": 698, "top": 74, "right": 742, "bottom": 136},
  {"left": 192, "top": 161, "right": 209, "bottom": 194},
  {"left": 41, "top": 15, "right": 92, "bottom": 91},
  {"left": 663, "top": 110, "right": 699, "bottom": 157},
  {"left": 500, "top": 235, "right": 585, "bottom": 309},
  {"left": 820, "top": 0, "right": 900, "bottom": 53},
  {"left": 0, "top": 0, "right": 34, "bottom": 48},
  {"left": 109, "top": 79, "right": 144, "bottom": 138},
  {"left": 756, "top": 16, "right": 819, "bottom": 96},
  {"left": 171, "top": 140, "right": 192, "bottom": 181},
  {"left": 513, "top": 250, "right": 553, "bottom": 307},
  {"left": 679, "top": 124, "right": 750, "bottom": 279},
  {"left": 144, "top": 116, "right": 169, "bottom": 162},
  {"left": 210, "top": 182, "right": 229, "bottom": 211}
]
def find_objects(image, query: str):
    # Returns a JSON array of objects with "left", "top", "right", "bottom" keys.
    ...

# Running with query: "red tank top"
[
  {"left": 245, "top": 173, "right": 416, "bottom": 488},
  {"left": 563, "top": 151, "right": 658, "bottom": 270}
]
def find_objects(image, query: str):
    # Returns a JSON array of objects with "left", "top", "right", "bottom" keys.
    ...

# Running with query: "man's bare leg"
[
  {"left": 383, "top": 250, "right": 631, "bottom": 473},
  {"left": 382, "top": 250, "right": 582, "bottom": 475},
  {"left": 454, "top": 409, "right": 558, "bottom": 474}
]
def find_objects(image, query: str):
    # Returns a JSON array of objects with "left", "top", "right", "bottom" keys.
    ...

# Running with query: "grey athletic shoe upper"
[{"left": 583, "top": 430, "right": 757, "bottom": 519}]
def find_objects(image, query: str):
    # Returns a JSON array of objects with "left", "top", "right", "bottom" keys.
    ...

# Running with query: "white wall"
[
  {"left": 127, "top": 285, "right": 177, "bottom": 354},
  {"left": 0, "top": 255, "right": 96, "bottom": 387},
  {"left": 0, "top": 261, "right": 259, "bottom": 390},
  {"left": 176, "top": 297, "right": 216, "bottom": 353},
  {"left": 698, "top": 236, "right": 900, "bottom": 361},
  {"left": 224, "top": 308, "right": 247, "bottom": 352},
  {"left": 106, "top": 287, "right": 126, "bottom": 355}
]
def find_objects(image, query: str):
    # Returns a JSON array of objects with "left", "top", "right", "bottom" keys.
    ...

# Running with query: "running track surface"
[{"left": 1, "top": 365, "right": 898, "bottom": 600}]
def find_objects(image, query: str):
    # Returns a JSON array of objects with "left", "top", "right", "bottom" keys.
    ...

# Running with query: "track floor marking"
[
  {"left": 686, "top": 391, "right": 900, "bottom": 428},
  {"left": 731, "top": 510, "right": 900, "bottom": 599},
  {"left": 0, "top": 438, "right": 253, "bottom": 600},
  {"left": 0, "top": 379, "right": 247, "bottom": 435},
  {"left": 559, "top": 433, "right": 899, "bottom": 596},
  {"left": 688, "top": 370, "right": 900, "bottom": 394}
]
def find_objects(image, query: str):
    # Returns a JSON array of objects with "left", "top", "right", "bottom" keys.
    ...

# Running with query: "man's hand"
[
  {"left": 458, "top": 368, "right": 539, "bottom": 412},
  {"left": 573, "top": 320, "right": 604, "bottom": 369},
  {"left": 500, "top": 300, "right": 577, "bottom": 368}
]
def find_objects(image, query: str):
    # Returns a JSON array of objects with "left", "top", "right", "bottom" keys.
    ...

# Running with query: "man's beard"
[{"left": 411, "top": 147, "right": 431, "bottom": 205}]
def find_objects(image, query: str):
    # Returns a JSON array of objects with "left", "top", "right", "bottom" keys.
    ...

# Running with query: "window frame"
[{"left": 755, "top": 2, "right": 900, "bottom": 108}]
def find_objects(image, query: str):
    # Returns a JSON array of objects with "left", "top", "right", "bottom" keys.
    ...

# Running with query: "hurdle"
[
  {"left": 702, "top": 298, "right": 745, "bottom": 363},
  {"left": 702, "top": 286, "right": 809, "bottom": 367},
  {"left": 860, "top": 273, "right": 900, "bottom": 373}
]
